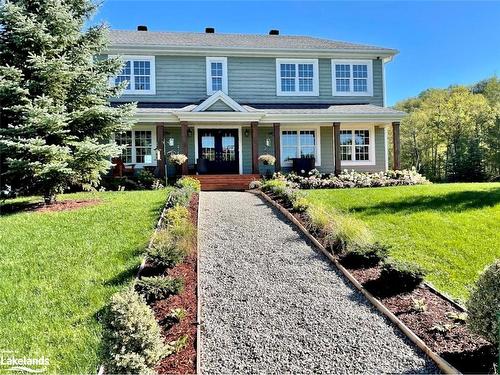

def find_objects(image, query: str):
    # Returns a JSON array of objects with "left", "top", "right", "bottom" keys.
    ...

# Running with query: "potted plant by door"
[
  {"left": 168, "top": 153, "right": 188, "bottom": 177},
  {"left": 258, "top": 154, "right": 276, "bottom": 178}
]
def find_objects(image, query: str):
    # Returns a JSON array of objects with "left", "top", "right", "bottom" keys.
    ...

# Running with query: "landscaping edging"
[{"left": 256, "top": 190, "right": 460, "bottom": 375}]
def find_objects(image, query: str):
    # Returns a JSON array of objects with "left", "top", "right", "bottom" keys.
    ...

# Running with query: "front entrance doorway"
[{"left": 197, "top": 129, "right": 239, "bottom": 174}]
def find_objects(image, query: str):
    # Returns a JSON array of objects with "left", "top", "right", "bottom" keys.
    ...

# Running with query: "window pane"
[
  {"left": 281, "top": 78, "right": 295, "bottom": 92},
  {"left": 201, "top": 135, "right": 215, "bottom": 161},
  {"left": 211, "top": 62, "right": 223, "bottom": 77},
  {"left": 115, "top": 61, "right": 131, "bottom": 89},
  {"left": 353, "top": 64, "right": 367, "bottom": 78},
  {"left": 134, "top": 76, "right": 150, "bottom": 90},
  {"left": 335, "top": 64, "right": 350, "bottom": 78},
  {"left": 115, "top": 131, "right": 132, "bottom": 163},
  {"left": 282, "top": 131, "right": 298, "bottom": 146},
  {"left": 280, "top": 64, "right": 296, "bottom": 92},
  {"left": 299, "top": 78, "right": 313, "bottom": 92},
  {"left": 283, "top": 147, "right": 298, "bottom": 161},
  {"left": 133, "top": 61, "right": 150, "bottom": 75},
  {"left": 135, "top": 131, "right": 152, "bottom": 163},
  {"left": 340, "top": 130, "right": 352, "bottom": 161},
  {"left": 212, "top": 77, "right": 222, "bottom": 91},
  {"left": 221, "top": 134, "right": 236, "bottom": 161},
  {"left": 353, "top": 78, "right": 367, "bottom": 92},
  {"left": 336, "top": 78, "right": 350, "bottom": 92},
  {"left": 354, "top": 130, "right": 370, "bottom": 160}
]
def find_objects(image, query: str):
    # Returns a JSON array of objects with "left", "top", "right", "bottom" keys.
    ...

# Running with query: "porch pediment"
[{"left": 192, "top": 91, "right": 247, "bottom": 113}]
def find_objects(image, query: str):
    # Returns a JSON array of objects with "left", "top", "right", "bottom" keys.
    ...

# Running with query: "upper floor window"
[
  {"left": 276, "top": 59, "right": 319, "bottom": 96},
  {"left": 114, "top": 56, "right": 156, "bottom": 95},
  {"left": 331, "top": 60, "right": 373, "bottom": 96},
  {"left": 206, "top": 57, "right": 228, "bottom": 94}
]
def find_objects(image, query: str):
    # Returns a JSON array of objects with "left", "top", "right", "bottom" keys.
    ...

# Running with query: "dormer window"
[
  {"left": 276, "top": 59, "right": 319, "bottom": 96},
  {"left": 113, "top": 56, "right": 156, "bottom": 95},
  {"left": 331, "top": 60, "right": 373, "bottom": 96},
  {"left": 206, "top": 57, "right": 228, "bottom": 94}
]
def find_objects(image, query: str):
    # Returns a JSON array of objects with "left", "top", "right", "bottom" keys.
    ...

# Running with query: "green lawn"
[
  {"left": 304, "top": 183, "right": 500, "bottom": 301},
  {"left": 0, "top": 190, "right": 167, "bottom": 373}
]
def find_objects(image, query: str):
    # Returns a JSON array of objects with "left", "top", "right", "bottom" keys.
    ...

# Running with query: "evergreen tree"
[{"left": 0, "top": 0, "right": 135, "bottom": 203}]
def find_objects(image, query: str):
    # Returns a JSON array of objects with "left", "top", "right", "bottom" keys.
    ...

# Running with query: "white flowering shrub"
[
  {"left": 466, "top": 260, "right": 500, "bottom": 345},
  {"left": 277, "top": 168, "right": 429, "bottom": 190}
]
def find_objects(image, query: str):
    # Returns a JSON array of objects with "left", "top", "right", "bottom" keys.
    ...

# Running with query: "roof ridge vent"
[
  {"left": 269, "top": 29, "right": 279, "bottom": 35},
  {"left": 205, "top": 27, "right": 215, "bottom": 33}
]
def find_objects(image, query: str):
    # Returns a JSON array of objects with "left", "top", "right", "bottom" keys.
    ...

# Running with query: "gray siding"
[
  {"left": 205, "top": 100, "right": 234, "bottom": 111},
  {"left": 113, "top": 56, "right": 384, "bottom": 106}
]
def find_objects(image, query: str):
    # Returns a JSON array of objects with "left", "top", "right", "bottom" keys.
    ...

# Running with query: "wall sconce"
[
  {"left": 187, "top": 128, "right": 193, "bottom": 137},
  {"left": 155, "top": 147, "right": 161, "bottom": 160},
  {"left": 168, "top": 138, "right": 175, "bottom": 147},
  {"left": 265, "top": 138, "right": 271, "bottom": 147},
  {"left": 244, "top": 129, "right": 249, "bottom": 137}
]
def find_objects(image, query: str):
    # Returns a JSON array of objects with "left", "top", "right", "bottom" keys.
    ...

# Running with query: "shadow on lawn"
[
  {"left": 0, "top": 200, "right": 41, "bottom": 216},
  {"left": 351, "top": 187, "right": 500, "bottom": 215}
]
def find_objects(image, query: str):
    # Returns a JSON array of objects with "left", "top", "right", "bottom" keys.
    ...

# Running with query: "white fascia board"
[
  {"left": 260, "top": 113, "right": 405, "bottom": 124},
  {"left": 105, "top": 45, "right": 398, "bottom": 59},
  {"left": 175, "top": 112, "right": 264, "bottom": 122}
]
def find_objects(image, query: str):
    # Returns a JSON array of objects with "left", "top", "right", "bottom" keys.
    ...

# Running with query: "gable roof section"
[
  {"left": 107, "top": 30, "right": 398, "bottom": 58},
  {"left": 193, "top": 91, "right": 247, "bottom": 112}
]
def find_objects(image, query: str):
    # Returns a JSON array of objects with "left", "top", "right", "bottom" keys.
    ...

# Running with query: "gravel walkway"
[{"left": 199, "top": 191, "right": 438, "bottom": 374}]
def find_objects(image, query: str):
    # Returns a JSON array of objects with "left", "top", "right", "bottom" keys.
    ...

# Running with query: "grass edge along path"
[
  {"left": 304, "top": 183, "right": 500, "bottom": 302},
  {"left": 0, "top": 190, "right": 168, "bottom": 373}
]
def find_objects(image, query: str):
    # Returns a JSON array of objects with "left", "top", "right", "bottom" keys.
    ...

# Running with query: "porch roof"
[{"left": 132, "top": 103, "right": 405, "bottom": 123}]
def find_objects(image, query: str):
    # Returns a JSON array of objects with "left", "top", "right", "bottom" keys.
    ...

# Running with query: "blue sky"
[{"left": 92, "top": 1, "right": 500, "bottom": 106}]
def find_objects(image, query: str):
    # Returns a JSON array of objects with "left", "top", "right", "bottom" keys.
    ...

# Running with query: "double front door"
[{"left": 197, "top": 129, "right": 239, "bottom": 174}]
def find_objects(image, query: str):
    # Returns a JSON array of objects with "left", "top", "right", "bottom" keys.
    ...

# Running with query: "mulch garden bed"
[
  {"left": 264, "top": 191, "right": 498, "bottom": 374},
  {"left": 153, "top": 193, "right": 199, "bottom": 375},
  {"left": 1, "top": 199, "right": 101, "bottom": 214}
]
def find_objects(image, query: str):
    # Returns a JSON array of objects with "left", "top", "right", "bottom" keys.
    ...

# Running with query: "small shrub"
[
  {"left": 341, "top": 242, "right": 388, "bottom": 268},
  {"left": 135, "top": 276, "right": 184, "bottom": 302},
  {"left": 165, "top": 204, "right": 195, "bottom": 242},
  {"left": 170, "top": 308, "right": 187, "bottom": 321},
  {"left": 412, "top": 298, "right": 427, "bottom": 313},
  {"left": 172, "top": 334, "right": 189, "bottom": 353},
  {"left": 137, "top": 170, "right": 156, "bottom": 188},
  {"left": 261, "top": 179, "right": 287, "bottom": 196},
  {"left": 380, "top": 258, "right": 427, "bottom": 291},
  {"left": 446, "top": 311, "right": 468, "bottom": 323},
  {"left": 170, "top": 186, "right": 195, "bottom": 207},
  {"left": 292, "top": 196, "right": 309, "bottom": 212},
  {"left": 103, "top": 288, "right": 171, "bottom": 373},
  {"left": 176, "top": 176, "right": 201, "bottom": 192},
  {"left": 248, "top": 180, "right": 262, "bottom": 190},
  {"left": 146, "top": 229, "right": 187, "bottom": 268},
  {"left": 466, "top": 260, "right": 500, "bottom": 345}
]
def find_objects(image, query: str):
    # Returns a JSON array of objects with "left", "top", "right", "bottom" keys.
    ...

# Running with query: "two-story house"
[{"left": 106, "top": 27, "right": 404, "bottom": 181}]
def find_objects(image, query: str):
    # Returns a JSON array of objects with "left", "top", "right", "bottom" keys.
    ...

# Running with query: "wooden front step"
[{"left": 191, "top": 174, "right": 260, "bottom": 191}]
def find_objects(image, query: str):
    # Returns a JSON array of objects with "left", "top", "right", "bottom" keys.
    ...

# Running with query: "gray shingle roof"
[{"left": 109, "top": 30, "right": 397, "bottom": 53}]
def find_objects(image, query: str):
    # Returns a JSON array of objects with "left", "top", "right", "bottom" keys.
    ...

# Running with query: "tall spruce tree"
[{"left": 0, "top": 0, "right": 135, "bottom": 203}]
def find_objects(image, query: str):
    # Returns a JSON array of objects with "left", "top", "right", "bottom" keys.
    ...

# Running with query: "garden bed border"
[
  {"left": 256, "top": 190, "right": 460, "bottom": 375},
  {"left": 196, "top": 194, "right": 202, "bottom": 375}
]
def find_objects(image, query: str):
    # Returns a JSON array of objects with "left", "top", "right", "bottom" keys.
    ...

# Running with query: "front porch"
[
  {"left": 117, "top": 91, "right": 406, "bottom": 183},
  {"left": 191, "top": 174, "right": 260, "bottom": 191}
]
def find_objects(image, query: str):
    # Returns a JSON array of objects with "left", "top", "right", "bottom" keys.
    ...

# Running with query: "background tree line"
[{"left": 395, "top": 77, "right": 500, "bottom": 182}]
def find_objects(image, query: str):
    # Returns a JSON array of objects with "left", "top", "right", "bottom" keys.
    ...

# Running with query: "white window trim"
[
  {"left": 331, "top": 59, "right": 373, "bottom": 96},
  {"left": 276, "top": 58, "right": 319, "bottom": 96},
  {"left": 280, "top": 126, "right": 321, "bottom": 167},
  {"left": 111, "top": 55, "right": 156, "bottom": 95},
  {"left": 336, "top": 124, "right": 376, "bottom": 166},
  {"left": 113, "top": 126, "right": 157, "bottom": 167},
  {"left": 206, "top": 57, "right": 228, "bottom": 95}
]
